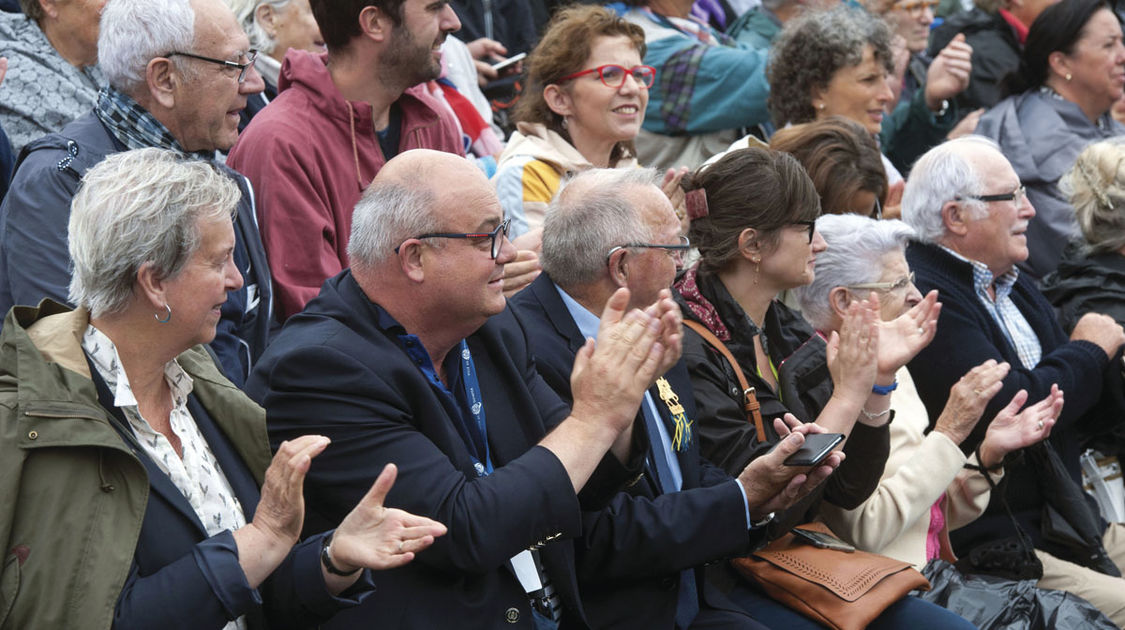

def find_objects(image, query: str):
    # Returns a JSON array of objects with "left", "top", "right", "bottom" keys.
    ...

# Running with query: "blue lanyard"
[{"left": 458, "top": 340, "right": 493, "bottom": 477}]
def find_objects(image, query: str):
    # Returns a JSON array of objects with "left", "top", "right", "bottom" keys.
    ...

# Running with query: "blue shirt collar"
[{"left": 555, "top": 282, "right": 602, "bottom": 339}]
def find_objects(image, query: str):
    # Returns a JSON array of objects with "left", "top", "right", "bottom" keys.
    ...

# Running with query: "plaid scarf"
[{"left": 94, "top": 86, "right": 215, "bottom": 160}]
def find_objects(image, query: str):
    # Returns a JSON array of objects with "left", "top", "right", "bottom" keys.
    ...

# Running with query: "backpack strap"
[{"left": 683, "top": 320, "right": 766, "bottom": 443}]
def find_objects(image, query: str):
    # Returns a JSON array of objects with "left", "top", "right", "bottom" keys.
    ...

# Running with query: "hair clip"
[
  {"left": 1077, "top": 159, "right": 1113, "bottom": 209},
  {"left": 685, "top": 188, "right": 709, "bottom": 221}
]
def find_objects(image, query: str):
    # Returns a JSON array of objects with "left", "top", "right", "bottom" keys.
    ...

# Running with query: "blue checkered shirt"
[{"left": 941, "top": 247, "right": 1041, "bottom": 369}]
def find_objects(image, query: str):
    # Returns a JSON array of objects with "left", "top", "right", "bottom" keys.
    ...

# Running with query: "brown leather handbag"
[{"left": 683, "top": 320, "right": 930, "bottom": 630}]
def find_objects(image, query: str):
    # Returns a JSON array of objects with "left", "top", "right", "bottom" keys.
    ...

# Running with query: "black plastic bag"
[{"left": 914, "top": 559, "right": 1116, "bottom": 629}]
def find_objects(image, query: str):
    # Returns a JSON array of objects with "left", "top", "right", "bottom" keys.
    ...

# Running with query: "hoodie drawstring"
[{"left": 346, "top": 101, "right": 363, "bottom": 189}]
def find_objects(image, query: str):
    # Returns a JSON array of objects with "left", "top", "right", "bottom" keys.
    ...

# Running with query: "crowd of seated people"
[{"left": 4, "top": 0, "right": 1125, "bottom": 628}]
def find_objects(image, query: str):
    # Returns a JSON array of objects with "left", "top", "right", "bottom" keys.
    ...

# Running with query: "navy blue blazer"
[
  {"left": 89, "top": 364, "right": 364, "bottom": 630},
  {"left": 246, "top": 271, "right": 639, "bottom": 629},
  {"left": 509, "top": 274, "right": 762, "bottom": 629}
]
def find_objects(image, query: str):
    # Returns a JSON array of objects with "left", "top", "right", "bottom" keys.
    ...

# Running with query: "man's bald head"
[{"left": 349, "top": 150, "right": 493, "bottom": 268}]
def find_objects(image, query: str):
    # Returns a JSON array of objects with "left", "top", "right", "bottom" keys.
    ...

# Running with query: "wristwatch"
[
  {"left": 320, "top": 532, "right": 361, "bottom": 576},
  {"left": 750, "top": 511, "right": 775, "bottom": 529}
]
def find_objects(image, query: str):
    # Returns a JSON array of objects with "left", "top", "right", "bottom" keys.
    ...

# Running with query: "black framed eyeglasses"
[
  {"left": 605, "top": 236, "right": 691, "bottom": 264},
  {"left": 792, "top": 220, "right": 816, "bottom": 244},
  {"left": 164, "top": 49, "right": 259, "bottom": 83},
  {"left": 956, "top": 184, "right": 1026, "bottom": 205},
  {"left": 396, "top": 217, "right": 512, "bottom": 259},
  {"left": 847, "top": 272, "right": 915, "bottom": 293}
]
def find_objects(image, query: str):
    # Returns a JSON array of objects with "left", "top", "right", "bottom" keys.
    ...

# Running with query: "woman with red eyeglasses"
[{"left": 493, "top": 5, "right": 658, "bottom": 239}]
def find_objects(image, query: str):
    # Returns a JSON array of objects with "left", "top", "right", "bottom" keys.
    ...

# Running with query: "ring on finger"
[
  {"left": 397, "top": 541, "right": 404, "bottom": 553},
  {"left": 1037, "top": 420, "right": 1045, "bottom": 431}
]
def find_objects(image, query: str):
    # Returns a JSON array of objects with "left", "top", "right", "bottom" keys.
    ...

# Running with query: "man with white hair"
[
  {"left": 227, "top": 0, "right": 465, "bottom": 320},
  {"left": 0, "top": 0, "right": 271, "bottom": 387},
  {"left": 902, "top": 135, "right": 1125, "bottom": 624}
]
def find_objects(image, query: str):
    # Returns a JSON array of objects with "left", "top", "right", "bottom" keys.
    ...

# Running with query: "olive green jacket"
[{"left": 0, "top": 301, "right": 271, "bottom": 630}]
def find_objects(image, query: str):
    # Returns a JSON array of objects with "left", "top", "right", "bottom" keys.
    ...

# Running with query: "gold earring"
[{"left": 753, "top": 257, "right": 761, "bottom": 285}]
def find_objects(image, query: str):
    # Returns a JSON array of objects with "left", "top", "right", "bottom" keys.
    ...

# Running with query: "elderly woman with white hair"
[
  {"left": 225, "top": 0, "right": 324, "bottom": 128},
  {"left": 0, "top": 148, "right": 446, "bottom": 630},
  {"left": 797, "top": 214, "right": 1102, "bottom": 629}
]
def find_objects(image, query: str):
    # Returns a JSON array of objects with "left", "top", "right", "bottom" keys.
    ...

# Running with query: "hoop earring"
[{"left": 155, "top": 304, "right": 172, "bottom": 324}]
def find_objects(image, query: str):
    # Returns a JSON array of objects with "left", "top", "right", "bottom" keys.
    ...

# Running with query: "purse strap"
[{"left": 683, "top": 320, "right": 767, "bottom": 443}]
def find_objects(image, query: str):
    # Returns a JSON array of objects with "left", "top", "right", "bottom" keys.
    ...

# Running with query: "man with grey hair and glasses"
[
  {"left": 246, "top": 149, "right": 687, "bottom": 629},
  {"left": 0, "top": 0, "right": 271, "bottom": 387},
  {"left": 509, "top": 167, "right": 845, "bottom": 629},
  {"left": 902, "top": 135, "right": 1125, "bottom": 624}
]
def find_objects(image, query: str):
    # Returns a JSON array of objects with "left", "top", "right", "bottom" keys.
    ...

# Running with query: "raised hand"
[
  {"left": 933, "top": 359, "right": 1010, "bottom": 445},
  {"left": 924, "top": 33, "right": 973, "bottom": 109},
  {"left": 979, "top": 385, "right": 1063, "bottom": 468},
  {"left": 876, "top": 289, "right": 941, "bottom": 379},
  {"left": 826, "top": 297, "right": 879, "bottom": 405},
  {"left": 233, "top": 435, "right": 331, "bottom": 587},
  {"left": 643, "top": 288, "right": 683, "bottom": 379},
  {"left": 570, "top": 288, "right": 666, "bottom": 434},
  {"left": 502, "top": 249, "right": 541, "bottom": 297},
  {"left": 329, "top": 464, "right": 447, "bottom": 574}
]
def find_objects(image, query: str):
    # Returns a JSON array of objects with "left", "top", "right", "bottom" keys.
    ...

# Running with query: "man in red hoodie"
[{"left": 228, "top": 0, "right": 465, "bottom": 320}]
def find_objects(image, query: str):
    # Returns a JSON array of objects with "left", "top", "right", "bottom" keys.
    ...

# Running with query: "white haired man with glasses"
[
  {"left": 902, "top": 135, "right": 1125, "bottom": 625},
  {"left": 0, "top": 0, "right": 272, "bottom": 387},
  {"left": 509, "top": 166, "right": 846, "bottom": 630},
  {"left": 246, "top": 149, "right": 688, "bottom": 629}
]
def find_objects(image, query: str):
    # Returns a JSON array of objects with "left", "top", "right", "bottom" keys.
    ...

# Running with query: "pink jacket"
[{"left": 228, "top": 50, "right": 463, "bottom": 319}]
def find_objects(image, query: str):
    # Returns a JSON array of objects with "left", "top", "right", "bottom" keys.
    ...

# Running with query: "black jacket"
[
  {"left": 509, "top": 273, "right": 763, "bottom": 629},
  {"left": 1042, "top": 245, "right": 1125, "bottom": 334},
  {"left": 674, "top": 269, "right": 890, "bottom": 535},
  {"left": 928, "top": 8, "right": 1022, "bottom": 113}
]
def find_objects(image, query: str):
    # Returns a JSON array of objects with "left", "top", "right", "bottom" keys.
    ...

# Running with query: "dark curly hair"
[
  {"left": 767, "top": 6, "right": 894, "bottom": 128},
  {"left": 514, "top": 4, "right": 647, "bottom": 165},
  {"left": 685, "top": 147, "right": 822, "bottom": 275}
]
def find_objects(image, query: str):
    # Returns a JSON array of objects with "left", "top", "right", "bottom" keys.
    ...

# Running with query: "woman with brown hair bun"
[
  {"left": 493, "top": 4, "right": 653, "bottom": 238},
  {"left": 675, "top": 146, "right": 970, "bottom": 628}
]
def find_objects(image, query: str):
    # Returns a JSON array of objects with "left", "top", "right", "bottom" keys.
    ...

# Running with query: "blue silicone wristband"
[{"left": 871, "top": 381, "right": 898, "bottom": 395}]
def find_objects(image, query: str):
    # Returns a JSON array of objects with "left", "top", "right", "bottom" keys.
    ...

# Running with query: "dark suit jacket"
[
  {"left": 509, "top": 274, "right": 762, "bottom": 629},
  {"left": 88, "top": 358, "right": 363, "bottom": 630},
  {"left": 246, "top": 271, "right": 638, "bottom": 629}
]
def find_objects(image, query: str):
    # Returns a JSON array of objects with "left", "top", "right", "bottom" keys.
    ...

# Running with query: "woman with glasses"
[
  {"left": 673, "top": 146, "right": 971, "bottom": 628},
  {"left": 493, "top": 5, "right": 654, "bottom": 238},
  {"left": 800, "top": 214, "right": 1094, "bottom": 630},
  {"left": 976, "top": 0, "right": 1125, "bottom": 280}
]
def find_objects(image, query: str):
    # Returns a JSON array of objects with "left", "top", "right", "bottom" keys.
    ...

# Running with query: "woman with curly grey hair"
[{"left": 767, "top": 5, "right": 968, "bottom": 178}]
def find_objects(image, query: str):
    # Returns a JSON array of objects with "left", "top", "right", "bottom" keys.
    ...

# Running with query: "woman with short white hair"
[
  {"left": 799, "top": 213, "right": 1097, "bottom": 630},
  {"left": 223, "top": 0, "right": 324, "bottom": 127},
  {"left": 0, "top": 147, "right": 445, "bottom": 629}
]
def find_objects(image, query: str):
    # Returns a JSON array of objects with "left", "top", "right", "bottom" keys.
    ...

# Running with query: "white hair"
[
  {"left": 225, "top": 0, "right": 292, "bottom": 54},
  {"left": 99, "top": 0, "right": 197, "bottom": 93},
  {"left": 901, "top": 136, "right": 997, "bottom": 244},
  {"left": 796, "top": 213, "right": 914, "bottom": 330},
  {"left": 348, "top": 181, "right": 441, "bottom": 268},
  {"left": 541, "top": 168, "right": 661, "bottom": 290},
  {"left": 68, "top": 148, "right": 240, "bottom": 317}
]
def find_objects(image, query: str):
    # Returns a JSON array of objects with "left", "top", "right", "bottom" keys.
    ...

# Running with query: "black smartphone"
[
  {"left": 783, "top": 432, "right": 844, "bottom": 467},
  {"left": 792, "top": 527, "right": 856, "bottom": 552}
]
